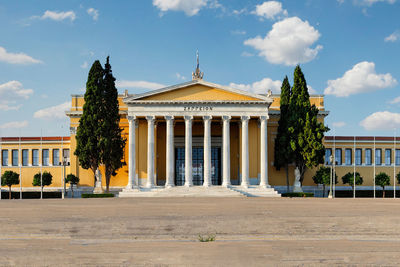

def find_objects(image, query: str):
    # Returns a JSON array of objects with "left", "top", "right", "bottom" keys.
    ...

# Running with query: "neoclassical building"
[{"left": 1, "top": 65, "right": 399, "bottom": 197}]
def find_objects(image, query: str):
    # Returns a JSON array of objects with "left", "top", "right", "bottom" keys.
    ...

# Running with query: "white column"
[
  {"left": 222, "top": 115, "right": 231, "bottom": 187},
  {"left": 203, "top": 116, "right": 212, "bottom": 187},
  {"left": 126, "top": 116, "right": 137, "bottom": 189},
  {"left": 184, "top": 116, "right": 193, "bottom": 187},
  {"left": 146, "top": 116, "right": 155, "bottom": 188},
  {"left": 260, "top": 116, "right": 270, "bottom": 188},
  {"left": 241, "top": 116, "right": 250, "bottom": 188},
  {"left": 165, "top": 116, "right": 175, "bottom": 187}
]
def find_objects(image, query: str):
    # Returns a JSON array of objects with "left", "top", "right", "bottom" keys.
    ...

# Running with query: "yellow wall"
[
  {"left": 0, "top": 140, "right": 71, "bottom": 189},
  {"left": 270, "top": 95, "right": 325, "bottom": 111}
]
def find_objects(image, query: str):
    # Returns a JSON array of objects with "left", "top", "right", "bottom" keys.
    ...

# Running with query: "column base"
[
  {"left": 222, "top": 183, "right": 231, "bottom": 188},
  {"left": 185, "top": 183, "right": 193, "bottom": 187},
  {"left": 164, "top": 184, "right": 175, "bottom": 188},
  {"left": 259, "top": 184, "right": 271, "bottom": 189},
  {"left": 241, "top": 183, "right": 249, "bottom": 189},
  {"left": 93, "top": 187, "right": 104, "bottom": 194},
  {"left": 123, "top": 185, "right": 139, "bottom": 192}
]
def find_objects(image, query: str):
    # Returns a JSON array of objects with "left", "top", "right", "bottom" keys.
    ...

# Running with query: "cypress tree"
[
  {"left": 274, "top": 76, "right": 291, "bottom": 192},
  {"left": 288, "top": 65, "right": 329, "bottom": 185},
  {"left": 75, "top": 60, "right": 104, "bottom": 184},
  {"left": 100, "top": 56, "right": 126, "bottom": 193}
]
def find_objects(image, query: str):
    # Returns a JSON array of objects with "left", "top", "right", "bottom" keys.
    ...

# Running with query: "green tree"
[
  {"left": 375, "top": 172, "right": 390, "bottom": 198},
  {"left": 287, "top": 65, "right": 329, "bottom": 185},
  {"left": 75, "top": 60, "right": 105, "bottom": 186},
  {"left": 274, "top": 76, "right": 292, "bottom": 192},
  {"left": 342, "top": 172, "right": 363, "bottom": 190},
  {"left": 33, "top": 171, "right": 53, "bottom": 196},
  {"left": 312, "top": 166, "right": 338, "bottom": 197},
  {"left": 1, "top": 170, "right": 19, "bottom": 199},
  {"left": 396, "top": 171, "right": 400, "bottom": 185},
  {"left": 65, "top": 174, "right": 80, "bottom": 198},
  {"left": 100, "top": 56, "right": 126, "bottom": 193}
]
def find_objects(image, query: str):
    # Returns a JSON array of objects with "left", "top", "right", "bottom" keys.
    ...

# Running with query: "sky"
[{"left": 0, "top": 0, "right": 399, "bottom": 137}]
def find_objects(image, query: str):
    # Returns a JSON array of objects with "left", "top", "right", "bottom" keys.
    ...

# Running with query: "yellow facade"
[
  {"left": 0, "top": 137, "right": 71, "bottom": 191},
  {"left": 2, "top": 81, "right": 398, "bottom": 193}
]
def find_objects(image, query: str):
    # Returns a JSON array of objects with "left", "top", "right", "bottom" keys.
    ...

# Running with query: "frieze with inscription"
[{"left": 183, "top": 106, "right": 213, "bottom": 111}]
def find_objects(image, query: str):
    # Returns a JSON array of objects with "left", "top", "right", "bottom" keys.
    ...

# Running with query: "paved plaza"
[{"left": 1, "top": 197, "right": 400, "bottom": 266}]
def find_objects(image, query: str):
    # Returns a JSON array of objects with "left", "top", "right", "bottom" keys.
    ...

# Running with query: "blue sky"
[{"left": 0, "top": 0, "right": 399, "bottom": 137}]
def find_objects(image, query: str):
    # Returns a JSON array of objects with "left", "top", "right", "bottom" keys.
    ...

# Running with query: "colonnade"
[{"left": 125, "top": 115, "right": 269, "bottom": 189}]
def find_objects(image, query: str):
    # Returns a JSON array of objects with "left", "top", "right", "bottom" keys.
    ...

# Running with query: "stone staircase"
[
  {"left": 228, "top": 185, "right": 281, "bottom": 197},
  {"left": 119, "top": 185, "right": 280, "bottom": 197}
]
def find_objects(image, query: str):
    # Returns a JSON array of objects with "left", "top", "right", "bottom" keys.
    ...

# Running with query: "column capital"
[
  {"left": 222, "top": 115, "right": 231, "bottom": 122},
  {"left": 241, "top": 115, "right": 250, "bottom": 122},
  {"left": 203, "top": 115, "right": 212, "bottom": 121},
  {"left": 260, "top": 115, "right": 269, "bottom": 121},
  {"left": 164, "top": 115, "right": 174, "bottom": 121},
  {"left": 127, "top": 115, "right": 136, "bottom": 122},
  {"left": 146, "top": 115, "right": 155, "bottom": 122},
  {"left": 184, "top": 115, "right": 193, "bottom": 122}
]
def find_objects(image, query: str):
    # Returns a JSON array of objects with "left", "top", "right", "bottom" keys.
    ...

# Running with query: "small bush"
[
  {"left": 65, "top": 174, "right": 79, "bottom": 185},
  {"left": 82, "top": 193, "right": 114, "bottom": 198},
  {"left": 198, "top": 234, "right": 216, "bottom": 242},
  {"left": 33, "top": 171, "right": 53, "bottom": 187},
  {"left": 281, "top": 192, "right": 314, "bottom": 197}
]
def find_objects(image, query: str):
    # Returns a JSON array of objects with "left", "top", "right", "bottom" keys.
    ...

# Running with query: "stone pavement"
[{"left": 1, "top": 197, "right": 400, "bottom": 266}]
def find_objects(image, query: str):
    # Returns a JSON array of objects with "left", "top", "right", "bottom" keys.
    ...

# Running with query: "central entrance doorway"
[{"left": 175, "top": 147, "right": 221, "bottom": 186}]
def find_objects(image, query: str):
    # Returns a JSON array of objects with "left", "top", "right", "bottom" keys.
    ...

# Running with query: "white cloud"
[
  {"left": 307, "top": 85, "right": 317, "bottom": 94},
  {"left": 87, "top": 8, "right": 99, "bottom": 21},
  {"left": 0, "top": 121, "right": 28, "bottom": 129},
  {"left": 360, "top": 111, "right": 400, "bottom": 131},
  {"left": 241, "top": 51, "right": 254, "bottom": 57},
  {"left": 244, "top": 17, "right": 322, "bottom": 66},
  {"left": 153, "top": 0, "right": 208, "bottom": 16},
  {"left": 324, "top": 61, "right": 397, "bottom": 97},
  {"left": 80, "top": 61, "right": 88, "bottom": 69},
  {"left": 33, "top": 101, "right": 71, "bottom": 120},
  {"left": 390, "top": 96, "right": 400, "bottom": 105},
  {"left": 0, "top": 46, "right": 42, "bottom": 65},
  {"left": 0, "top": 81, "right": 33, "bottom": 111},
  {"left": 332, "top": 121, "right": 346, "bottom": 128},
  {"left": 356, "top": 0, "right": 396, "bottom": 6},
  {"left": 231, "top": 30, "right": 246, "bottom": 35},
  {"left": 176, "top": 73, "right": 186, "bottom": 80},
  {"left": 0, "top": 102, "right": 21, "bottom": 111},
  {"left": 229, "top": 77, "right": 282, "bottom": 94},
  {"left": 232, "top": 8, "right": 247, "bottom": 15},
  {"left": 252, "top": 1, "right": 288, "bottom": 20},
  {"left": 384, "top": 31, "right": 399, "bottom": 42},
  {"left": 116, "top": 80, "right": 166, "bottom": 90},
  {"left": 340, "top": 0, "right": 396, "bottom": 5},
  {"left": 0, "top": 81, "right": 33, "bottom": 99},
  {"left": 37, "top": 10, "right": 76, "bottom": 21}
]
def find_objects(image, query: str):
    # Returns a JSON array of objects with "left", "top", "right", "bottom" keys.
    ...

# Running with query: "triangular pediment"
[{"left": 124, "top": 80, "right": 270, "bottom": 102}]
